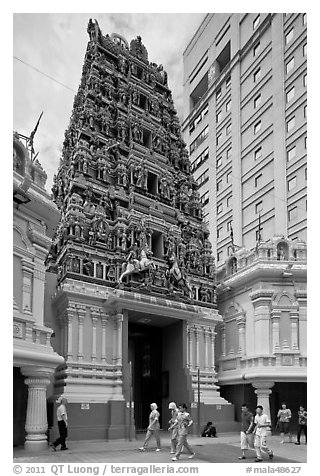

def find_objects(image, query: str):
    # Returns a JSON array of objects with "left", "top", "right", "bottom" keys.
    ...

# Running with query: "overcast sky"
[{"left": 13, "top": 13, "right": 206, "bottom": 192}]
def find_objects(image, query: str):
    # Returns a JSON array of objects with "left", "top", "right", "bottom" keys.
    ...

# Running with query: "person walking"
[
  {"left": 50, "top": 397, "right": 68, "bottom": 451},
  {"left": 238, "top": 403, "right": 255, "bottom": 460},
  {"left": 139, "top": 403, "right": 161, "bottom": 452},
  {"left": 253, "top": 405, "right": 274, "bottom": 462},
  {"left": 277, "top": 402, "right": 292, "bottom": 443},
  {"left": 295, "top": 405, "right": 307, "bottom": 445},
  {"left": 171, "top": 403, "right": 195, "bottom": 461},
  {"left": 168, "top": 402, "right": 179, "bottom": 454}
]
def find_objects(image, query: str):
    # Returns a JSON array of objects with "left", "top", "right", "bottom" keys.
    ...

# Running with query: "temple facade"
[
  {"left": 13, "top": 132, "right": 64, "bottom": 450},
  {"left": 46, "top": 20, "right": 237, "bottom": 441},
  {"left": 216, "top": 236, "right": 307, "bottom": 427}
]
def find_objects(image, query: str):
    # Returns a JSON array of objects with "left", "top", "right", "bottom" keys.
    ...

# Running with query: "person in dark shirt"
[
  {"left": 295, "top": 406, "right": 307, "bottom": 445},
  {"left": 238, "top": 403, "right": 255, "bottom": 459},
  {"left": 201, "top": 421, "right": 217, "bottom": 437}
]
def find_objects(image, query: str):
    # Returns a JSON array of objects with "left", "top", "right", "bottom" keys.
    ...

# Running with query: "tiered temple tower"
[{"left": 48, "top": 19, "right": 235, "bottom": 440}]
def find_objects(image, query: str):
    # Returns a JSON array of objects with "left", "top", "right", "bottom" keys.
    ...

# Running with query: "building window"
[
  {"left": 217, "top": 203, "right": 223, "bottom": 214},
  {"left": 226, "top": 123, "right": 231, "bottom": 135},
  {"left": 216, "top": 88, "right": 222, "bottom": 100},
  {"left": 227, "top": 220, "right": 232, "bottom": 232},
  {"left": 217, "top": 226, "right": 223, "bottom": 238},
  {"left": 226, "top": 171, "right": 232, "bottom": 183},
  {"left": 253, "top": 14, "right": 260, "bottom": 29},
  {"left": 226, "top": 100, "right": 231, "bottom": 112},
  {"left": 253, "top": 42, "right": 261, "bottom": 56},
  {"left": 254, "top": 94, "right": 261, "bottom": 108},
  {"left": 304, "top": 105, "right": 307, "bottom": 118},
  {"left": 190, "top": 125, "right": 209, "bottom": 154},
  {"left": 286, "top": 86, "right": 295, "bottom": 103},
  {"left": 287, "top": 146, "right": 296, "bottom": 161},
  {"left": 288, "top": 176, "right": 297, "bottom": 191},
  {"left": 255, "top": 147, "right": 262, "bottom": 160},
  {"left": 201, "top": 191, "right": 209, "bottom": 206},
  {"left": 285, "top": 28, "right": 294, "bottom": 45},
  {"left": 216, "top": 133, "right": 222, "bottom": 146},
  {"left": 216, "top": 179, "right": 222, "bottom": 191},
  {"left": 305, "top": 136, "right": 307, "bottom": 148},
  {"left": 190, "top": 147, "right": 209, "bottom": 172},
  {"left": 226, "top": 75, "right": 231, "bottom": 87},
  {"left": 255, "top": 200, "right": 263, "bottom": 213},
  {"left": 216, "top": 110, "right": 222, "bottom": 123},
  {"left": 227, "top": 196, "right": 232, "bottom": 208},
  {"left": 254, "top": 121, "right": 261, "bottom": 134},
  {"left": 255, "top": 173, "right": 263, "bottom": 188},
  {"left": 303, "top": 43, "right": 307, "bottom": 56},
  {"left": 217, "top": 251, "right": 223, "bottom": 262},
  {"left": 303, "top": 13, "right": 307, "bottom": 25},
  {"left": 227, "top": 246, "right": 233, "bottom": 256},
  {"left": 226, "top": 148, "right": 232, "bottom": 159},
  {"left": 286, "top": 57, "right": 295, "bottom": 74},
  {"left": 288, "top": 206, "right": 297, "bottom": 221},
  {"left": 216, "top": 156, "right": 222, "bottom": 168},
  {"left": 305, "top": 168, "right": 307, "bottom": 180},
  {"left": 287, "top": 117, "right": 295, "bottom": 132},
  {"left": 303, "top": 74, "right": 307, "bottom": 87},
  {"left": 254, "top": 68, "right": 261, "bottom": 82},
  {"left": 197, "top": 169, "right": 209, "bottom": 187}
]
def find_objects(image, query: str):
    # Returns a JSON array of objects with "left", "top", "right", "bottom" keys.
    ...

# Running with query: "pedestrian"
[
  {"left": 253, "top": 405, "right": 274, "bottom": 462},
  {"left": 295, "top": 405, "right": 307, "bottom": 445},
  {"left": 171, "top": 403, "right": 195, "bottom": 461},
  {"left": 168, "top": 402, "right": 179, "bottom": 454},
  {"left": 50, "top": 397, "right": 68, "bottom": 451},
  {"left": 238, "top": 403, "right": 255, "bottom": 460},
  {"left": 139, "top": 403, "right": 161, "bottom": 452},
  {"left": 277, "top": 402, "right": 292, "bottom": 443},
  {"left": 201, "top": 421, "right": 217, "bottom": 437}
]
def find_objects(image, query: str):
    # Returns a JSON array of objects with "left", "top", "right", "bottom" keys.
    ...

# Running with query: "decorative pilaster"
[
  {"left": 21, "top": 258, "right": 34, "bottom": 316},
  {"left": 252, "top": 381, "right": 275, "bottom": 421},
  {"left": 290, "top": 310, "right": 299, "bottom": 350},
  {"left": 236, "top": 316, "right": 246, "bottom": 355},
  {"left": 203, "top": 326, "right": 210, "bottom": 370},
  {"left": 209, "top": 329, "right": 217, "bottom": 372},
  {"left": 101, "top": 312, "right": 109, "bottom": 363},
  {"left": 21, "top": 366, "right": 53, "bottom": 451},
  {"left": 113, "top": 313, "right": 123, "bottom": 365},
  {"left": 221, "top": 324, "right": 226, "bottom": 357},
  {"left": 270, "top": 310, "right": 280, "bottom": 353},
  {"left": 90, "top": 306, "right": 100, "bottom": 362},
  {"left": 187, "top": 325, "right": 194, "bottom": 370},
  {"left": 194, "top": 326, "right": 200, "bottom": 369},
  {"left": 76, "top": 304, "right": 86, "bottom": 361},
  {"left": 66, "top": 303, "right": 76, "bottom": 360},
  {"left": 250, "top": 289, "right": 274, "bottom": 355}
]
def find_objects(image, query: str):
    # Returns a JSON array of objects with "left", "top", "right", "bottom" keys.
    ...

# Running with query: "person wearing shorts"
[
  {"left": 277, "top": 402, "right": 292, "bottom": 443},
  {"left": 253, "top": 405, "right": 274, "bottom": 462},
  {"left": 238, "top": 403, "right": 255, "bottom": 460}
]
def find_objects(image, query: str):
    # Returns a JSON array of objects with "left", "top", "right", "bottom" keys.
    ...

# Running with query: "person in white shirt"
[
  {"left": 50, "top": 397, "right": 68, "bottom": 451},
  {"left": 253, "top": 405, "right": 274, "bottom": 462},
  {"left": 139, "top": 403, "right": 161, "bottom": 452}
]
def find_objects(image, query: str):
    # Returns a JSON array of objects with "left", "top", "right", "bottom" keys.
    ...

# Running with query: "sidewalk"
[{"left": 13, "top": 432, "right": 307, "bottom": 464}]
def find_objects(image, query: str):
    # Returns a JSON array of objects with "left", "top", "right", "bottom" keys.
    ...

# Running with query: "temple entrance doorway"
[{"left": 127, "top": 314, "right": 188, "bottom": 432}]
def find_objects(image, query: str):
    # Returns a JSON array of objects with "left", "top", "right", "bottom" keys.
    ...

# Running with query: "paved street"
[{"left": 13, "top": 432, "right": 307, "bottom": 464}]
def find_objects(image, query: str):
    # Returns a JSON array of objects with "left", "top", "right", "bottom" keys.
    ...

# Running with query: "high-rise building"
[
  {"left": 182, "top": 14, "right": 307, "bottom": 426},
  {"left": 46, "top": 19, "right": 237, "bottom": 441},
  {"left": 182, "top": 13, "right": 307, "bottom": 267}
]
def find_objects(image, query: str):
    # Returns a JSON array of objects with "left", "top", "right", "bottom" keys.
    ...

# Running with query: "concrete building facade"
[{"left": 182, "top": 13, "right": 307, "bottom": 266}]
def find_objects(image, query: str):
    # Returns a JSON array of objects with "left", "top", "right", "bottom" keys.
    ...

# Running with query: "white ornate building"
[
  {"left": 13, "top": 132, "right": 64, "bottom": 450},
  {"left": 216, "top": 236, "right": 307, "bottom": 427}
]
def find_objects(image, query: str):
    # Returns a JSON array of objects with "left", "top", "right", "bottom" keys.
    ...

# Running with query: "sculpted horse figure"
[
  {"left": 118, "top": 243, "right": 155, "bottom": 284},
  {"left": 165, "top": 247, "right": 193, "bottom": 300}
]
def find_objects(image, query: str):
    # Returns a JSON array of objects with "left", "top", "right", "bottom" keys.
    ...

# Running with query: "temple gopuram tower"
[{"left": 47, "top": 19, "right": 235, "bottom": 440}]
